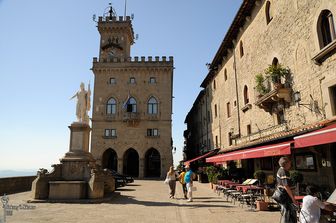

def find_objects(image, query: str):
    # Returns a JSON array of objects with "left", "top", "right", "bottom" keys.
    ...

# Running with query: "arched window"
[
  {"left": 106, "top": 98, "right": 117, "bottom": 114},
  {"left": 265, "top": 1, "right": 273, "bottom": 24},
  {"left": 243, "top": 85, "right": 249, "bottom": 104},
  {"left": 224, "top": 68, "right": 227, "bottom": 81},
  {"left": 125, "top": 97, "right": 137, "bottom": 112},
  {"left": 318, "top": 10, "right": 336, "bottom": 48},
  {"left": 272, "top": 57, "right": 279, "bottom": 66},
  {"left": 214, "top": 104, "right": 218, "bottom": 118},
  {"left": 148, "top": 97, "right": 158, "bottom": 114},
  {"left": 239, "top": 41, "right": 244, "bottom": 57},
  {"left": 270, "top": 57, "right": 280, "bottom": 85}
]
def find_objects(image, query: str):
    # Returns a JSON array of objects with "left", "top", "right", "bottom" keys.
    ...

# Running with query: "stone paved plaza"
[{"left": 3, "top": 180, "right": 280, "bottom": 223}]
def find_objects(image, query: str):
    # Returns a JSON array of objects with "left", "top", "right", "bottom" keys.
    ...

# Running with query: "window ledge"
[
  {"left": 105, "top": 115, "right": 117, "bottom": 121},
  {"left": 145, "top": 135, "right": 160, "bottom": 138},
  {"left": 147, "top": 115, "right": 159, "bottom": 120},
  {"left": 312, "top": 40, "right": 336, "bottom": 65},
  {"left": 102, "top": 136, "right": 117, "bottom": 139}
]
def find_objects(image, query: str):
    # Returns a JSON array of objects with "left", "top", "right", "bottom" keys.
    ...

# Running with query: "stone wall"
[
  {"left": 188, "top": 0, "right": 336, "bottom": 152},
  {"left": 0, "top": 176, "right": 36, "bottom": 195}
]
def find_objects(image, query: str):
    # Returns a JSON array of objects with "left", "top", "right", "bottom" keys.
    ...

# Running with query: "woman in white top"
[
  {"left": 166, "top": 166, "right": 177, "bottom": 198},
  {"left": 300, "top": 185, "right": 333, "bottom": 223}
]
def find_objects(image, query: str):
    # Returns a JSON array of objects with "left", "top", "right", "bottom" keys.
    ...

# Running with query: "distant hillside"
[{"left": 0, "top": 170, "right": 36, "bottom": 178}]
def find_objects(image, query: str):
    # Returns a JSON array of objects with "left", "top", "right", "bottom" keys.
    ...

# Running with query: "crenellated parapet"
[
  {"left": 98, "top": 16, "right": 131, "bottom": 22},
  {"left": 97, "top": 16, "right": 134, "bottom": 41},
  {"left": 93, "top": 56, "right": 173, "bottom": 64}
]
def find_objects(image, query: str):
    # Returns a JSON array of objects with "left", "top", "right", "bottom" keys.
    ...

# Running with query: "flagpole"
[{"left": 124, "top": 0, "right": 127, "bottom": 19}]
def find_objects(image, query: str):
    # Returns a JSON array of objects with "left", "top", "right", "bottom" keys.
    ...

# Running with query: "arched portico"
[
  {"left": 102, "top": 148, "right": 118, "bottom": 171},
  {"left": 144, "top": 148, "right": 161, "bottom": 178},
  {"left": 123, "top": 148, "right": 139, "bottom": 177}
]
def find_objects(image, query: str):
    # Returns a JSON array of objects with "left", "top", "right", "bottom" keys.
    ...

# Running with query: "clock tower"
[{"left": 90, "top": 5, "right": 174, "bottom": 179}]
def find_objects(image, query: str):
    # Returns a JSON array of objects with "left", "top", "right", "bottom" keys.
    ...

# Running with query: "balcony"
[
  {"left": 123, "top": 112, "right": 140, "bottom": 122},
  {"left": 255, "top": 74, "right": 291, "bottom": 112},
  {"left": 255, "top": 88, "right": 291, "bottom": 112}
]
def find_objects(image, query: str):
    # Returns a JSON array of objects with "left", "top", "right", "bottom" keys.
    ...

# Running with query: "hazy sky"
[{"left": 0, "top": 0, "right": 242, "bottom": 171}]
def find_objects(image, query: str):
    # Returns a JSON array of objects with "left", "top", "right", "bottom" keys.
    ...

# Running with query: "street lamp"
[{"left": 293, "top": 91, "right": 322, "bottom": 115}]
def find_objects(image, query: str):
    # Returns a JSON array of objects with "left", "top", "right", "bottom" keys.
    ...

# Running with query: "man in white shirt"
[{"left": 300, "top": 185, "right": 334, "bottom": 223}]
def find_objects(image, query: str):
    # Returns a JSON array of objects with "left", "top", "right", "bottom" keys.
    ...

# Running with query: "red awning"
[
  {"left": 294, "top": 123, "right": 336, "bottom": 148},
  {"left": 184, "top": 150, "right": 218, "bottom": 166},
  {"left": 206, "top": 141, "right": 293, "bottom": 163}
]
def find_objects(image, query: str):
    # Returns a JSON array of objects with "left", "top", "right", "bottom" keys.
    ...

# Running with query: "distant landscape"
[{"left": 0, "top": 170, "right": 36, "bottom": 178}]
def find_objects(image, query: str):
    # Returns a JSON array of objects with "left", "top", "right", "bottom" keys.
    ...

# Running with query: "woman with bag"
[
  {"left": 274, "top": 157, "right": 299, "bottom": 223},
  {"left": 166, "top": 166, "right": 177, "bottom": 199}
]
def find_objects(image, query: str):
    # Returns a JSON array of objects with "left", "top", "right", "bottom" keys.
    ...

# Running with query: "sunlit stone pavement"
[{"left": 2, "top": 180, "right": 280, "bottom": 223}]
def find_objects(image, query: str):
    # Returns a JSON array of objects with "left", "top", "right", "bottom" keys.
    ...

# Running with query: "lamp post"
[{"left": 293, "top": 91, "right": 324, "bottom": 117}]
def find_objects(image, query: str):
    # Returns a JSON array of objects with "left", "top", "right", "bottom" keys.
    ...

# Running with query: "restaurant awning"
[
  {"left": 184, "top": 149, "right": 218, "bottom": 166},
  {"left": 206, "top": 141, "right": 293, "bottom": 163},
  {"left": 294, "top": 123, "right": 336, "bottom": 148}
]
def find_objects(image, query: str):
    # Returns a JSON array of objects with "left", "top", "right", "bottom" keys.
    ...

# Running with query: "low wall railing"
[{"left": 0, "top": 176, "right": 36, "bottom": 195}]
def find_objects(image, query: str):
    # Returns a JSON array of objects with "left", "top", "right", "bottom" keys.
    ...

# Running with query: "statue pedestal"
[
  {"left": 31, "top": 122, "right": 115, "bottom": 201},
  {"left": 60, "top": 122, "right": 95, "bottom": 181},
  {"left": 49, "top": 181, "right": 86, "bottom": 199}
]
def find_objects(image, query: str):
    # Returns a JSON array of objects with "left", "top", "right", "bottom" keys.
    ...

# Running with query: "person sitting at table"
[{"left": 299, "top": 185, "right": 334, "bottom": 223}]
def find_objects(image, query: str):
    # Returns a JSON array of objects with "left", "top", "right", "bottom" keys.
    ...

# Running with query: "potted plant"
[
  {"left": 255, "top": 73, "right": 268, "bottom": 96},
  {"left": 205, "top": 166, "right": 219, "bottom": 189},
  {"left": 290, "top": 170, "right": 304, "bottom": 195},
  {"left": 264, "top": 64, "right": 290, "bottom": 89},
  {"left": 217, "top": 166, "right": 229, "bottom": 180},
  {"left": 253, "top": 170, "right": 266, "bottom": 185}
]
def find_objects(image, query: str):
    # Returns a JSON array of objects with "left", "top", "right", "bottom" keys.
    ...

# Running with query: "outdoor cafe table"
[
  {"left": 218, "top": 180, "right": 234, "bottom": 186},
  {"left": 294, "top": 195, "right": 304, "bottom": 201},
  {"left": 236, "top": 185, "right": 264, "bottom": 193}
]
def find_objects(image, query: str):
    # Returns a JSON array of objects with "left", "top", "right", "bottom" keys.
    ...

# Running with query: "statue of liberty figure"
[{"left": 70, "top": 82, "right": 91, "bottom": 124}]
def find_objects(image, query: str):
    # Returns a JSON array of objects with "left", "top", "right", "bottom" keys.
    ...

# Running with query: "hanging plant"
[{"left": 255, "top": 73, "right": 268, "bottom": 95}]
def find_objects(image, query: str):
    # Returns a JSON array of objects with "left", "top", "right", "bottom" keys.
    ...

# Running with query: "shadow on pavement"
[
  {"left": 192, "top": 197, "right": 215, "bottom": 200},
  {"left": 104, "top": 193, "right": 234, "bottom": 209},
  {"left": 115, "top": 188, "right": 136, "bottom": 192}
]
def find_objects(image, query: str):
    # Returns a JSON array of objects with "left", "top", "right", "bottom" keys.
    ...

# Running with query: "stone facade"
[
  {"left": 91, "top": 16, "right": 174, "bottom": 179},
  {"left": 184, "top": 0, "right": 336, "bottom": 186}
]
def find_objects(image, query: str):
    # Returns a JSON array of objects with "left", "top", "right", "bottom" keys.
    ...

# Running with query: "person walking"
[
  {"left": 276, "top": 157, "right": 298, "bottom": 223},
  {"left": 178, "top": 167, "right": 188, "bottom": 199},
  {"left": 184, "top": 166, "right": 195, "bottom": 202},
  {"left": 166, "top": 166, "right": 177, "bottom": 199}
]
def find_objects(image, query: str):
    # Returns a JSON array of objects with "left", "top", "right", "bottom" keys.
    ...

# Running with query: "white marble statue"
[{"left": 70, "top": 82, "right": 91, "bottom": 123}]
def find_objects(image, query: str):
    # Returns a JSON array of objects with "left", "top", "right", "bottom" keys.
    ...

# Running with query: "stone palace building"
[
  {"left": 90, "top": 8, "right": 174, "bottom": 179},
  {"left": 184, "top": 0, "right": 336, "bottom": 189}
]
